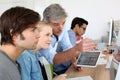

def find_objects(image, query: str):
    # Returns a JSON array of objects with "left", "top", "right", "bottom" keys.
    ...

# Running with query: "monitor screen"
[
  {"left": 108, "top": 19, "right": 114, "bottom": 46},
  {"left": 116, "top": 29, "right": 120, "bottom": 46}
]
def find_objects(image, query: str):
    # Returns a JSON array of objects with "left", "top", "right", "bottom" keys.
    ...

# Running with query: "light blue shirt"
[
  {"left": 17, "top": 50, "right": 43, "bottom": 80},
  {"left": 38, "top": 25, "right": 73, "bottom": 73},
  {"left": 68, "top": 29, "right": 76, "bottom": 46}
]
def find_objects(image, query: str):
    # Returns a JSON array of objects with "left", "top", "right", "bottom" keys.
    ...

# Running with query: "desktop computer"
[
  {"left": 116, "top": 29, "right": 120, "bottom": 47},
  {"left": 108, "top": 19, "right": 114, "bottom": 46}
]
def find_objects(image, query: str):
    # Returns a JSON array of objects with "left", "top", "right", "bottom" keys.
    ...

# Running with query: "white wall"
[
  {"left": 34, "top": 0, "right": 120, "bottom": 41},
  {"left": 0, "top": 0, "right": 35, "bottom": 15},
  {"left": 61, "top": 0, "right": 120, "bottom": 40},
  {"left": 1, "top": 0, "right": 120, "bottom": 41}
]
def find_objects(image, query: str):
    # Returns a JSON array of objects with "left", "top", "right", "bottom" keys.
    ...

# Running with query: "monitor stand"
[{"left": 106, "top": 43, "right": 114, "bottom": 49}]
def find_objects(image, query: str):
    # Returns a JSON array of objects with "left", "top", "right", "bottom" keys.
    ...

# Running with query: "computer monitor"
[
  {"left": 108, "top": 19, "right": 114, "bottom": 46},
  {"left": 116, "top": 29, "right": 120, "bottom": 46}
]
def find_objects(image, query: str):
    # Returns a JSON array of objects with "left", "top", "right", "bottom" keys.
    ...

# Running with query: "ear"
[
  {"left": 10, "top": 29, "right": 13, "bottom": 36},
  {"left": 10, "top": 29, "right": 19, "bottom": 39}
]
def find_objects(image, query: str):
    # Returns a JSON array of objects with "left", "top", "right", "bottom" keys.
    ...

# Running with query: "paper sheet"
[{"left": 68, "top": 76, "right": 93, "bottom": 80}]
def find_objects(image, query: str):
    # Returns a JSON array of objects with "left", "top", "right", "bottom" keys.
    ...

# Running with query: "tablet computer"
[{"left": 76, "top": 51, "right": 101, "bottom": 68}]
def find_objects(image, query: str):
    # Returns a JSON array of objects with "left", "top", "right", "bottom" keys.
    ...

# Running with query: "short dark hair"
[
  {"left": 71, "top": 17, "right": 88, "bottom": 29},
  {"left": 0, "top": 6, "right": 40, "bottom": 45}
]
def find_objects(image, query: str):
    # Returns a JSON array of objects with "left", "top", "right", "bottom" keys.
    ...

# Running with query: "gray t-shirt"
[{"left": 0, "top": 51, "right": 21, "bottom": 80}]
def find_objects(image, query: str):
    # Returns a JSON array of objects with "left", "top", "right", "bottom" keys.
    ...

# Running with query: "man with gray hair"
[{"left": 38, "top": 4, "right": 97, "bottom": 75}]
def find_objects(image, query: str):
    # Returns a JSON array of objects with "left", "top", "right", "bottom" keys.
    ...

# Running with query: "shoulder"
[
  {"left": 17, "top": 50, "right": 35, "bottom": 64},
  {"left": 68, "top": 29, "right": 74, "bottom": 34},
  {"left": 0, "top": 53, "right": 21, "bottom": 80},
  {"left": 19, "top": 50, "right": 35, "bottom": 59},
  {"left": 0, "top": 68, "right": 10, "bottom": 80},
  {"left": 0, "top": 51, "right": 13, "bottom": 67}
]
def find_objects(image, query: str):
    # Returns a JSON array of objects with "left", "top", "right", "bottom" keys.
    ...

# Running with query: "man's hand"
[
  {"left": 71, "top": 57, "right": 83, "bottom": 71},
  {"left": 76, "top": 38, "right": 98, "bottom": 52}
]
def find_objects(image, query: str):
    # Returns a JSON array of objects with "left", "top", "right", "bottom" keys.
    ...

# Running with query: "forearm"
[
  {"left": 53, "top": 38, "right": 97, "bottom": 64},
  {"left": 53, "top": 46, "right": 80, "bottom": 65}
]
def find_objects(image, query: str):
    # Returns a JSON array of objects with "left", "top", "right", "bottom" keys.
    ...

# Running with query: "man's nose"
[{"left": 58, "top": 24, "right": 64, "bottom": 30}]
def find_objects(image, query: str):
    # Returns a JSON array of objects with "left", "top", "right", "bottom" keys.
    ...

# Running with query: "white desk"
[
  {"left": 66, "top": 42, "right": 119, "bottom": 80},
  {"left": 66, "top": 53, "right": 111, "bottom": 80},
  {"left": 115, "top": 62, "right": 120, "bottom": 80}
]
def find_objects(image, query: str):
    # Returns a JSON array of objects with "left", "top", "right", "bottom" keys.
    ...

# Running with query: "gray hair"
[{"left": 43, "top": 4, "right": 67, "bottom": 22}]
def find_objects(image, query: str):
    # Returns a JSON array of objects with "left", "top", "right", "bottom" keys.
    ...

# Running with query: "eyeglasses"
[
  {"left": 52, "top": 23, "right": 61, "bottom": 27},
  {"left": 51, "top": 22, "right": 65, "bottom": 27},
  {"left": 50, "top": 20, "right": 66, "bottom": 27},
  {"left": 80, "top": 27, "right": 86, "bottom": 31}
]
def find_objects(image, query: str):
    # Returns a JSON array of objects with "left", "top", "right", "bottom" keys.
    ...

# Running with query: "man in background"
[{"left": 68, "top": 17, "right": 88, "bottom": 46}]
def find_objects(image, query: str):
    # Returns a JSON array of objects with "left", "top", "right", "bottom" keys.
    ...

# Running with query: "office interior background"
[{"left": 0, "top": 0, "right": 120, "bottom": 42}]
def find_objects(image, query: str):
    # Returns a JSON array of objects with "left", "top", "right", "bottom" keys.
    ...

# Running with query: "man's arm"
[
  {"left": 53, "top": 38, "right": 97, "bottom": 64},
  {"left": 53, "top": 46, "right": 79, "bottom": 64}
]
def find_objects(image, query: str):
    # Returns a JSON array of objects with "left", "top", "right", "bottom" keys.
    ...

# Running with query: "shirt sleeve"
[
  {"left": 59, "top": 28, "right": 73, "bottom": 51},
  {"left": 68, "top": 30, "right": 76, "bottom": 46}
]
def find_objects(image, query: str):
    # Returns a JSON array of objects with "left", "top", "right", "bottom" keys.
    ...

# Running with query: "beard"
[{"left": 20, "top": 33, "right": 25, "bottom": 40}]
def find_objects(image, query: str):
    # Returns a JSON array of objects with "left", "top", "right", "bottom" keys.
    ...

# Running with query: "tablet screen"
[{"left": 76, "top": 51, "right": 101, "bottom": 68}]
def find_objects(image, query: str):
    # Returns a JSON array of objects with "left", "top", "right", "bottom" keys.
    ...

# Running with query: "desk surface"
[
  {"left": 66, "top": 64, "right": 110, "bottom": 80},
  {"left": 65, "top": 43, "right": 117, "bottom": 80},
  {"left": 66, "top": 53, "right": 111, "bottom": 80}
]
